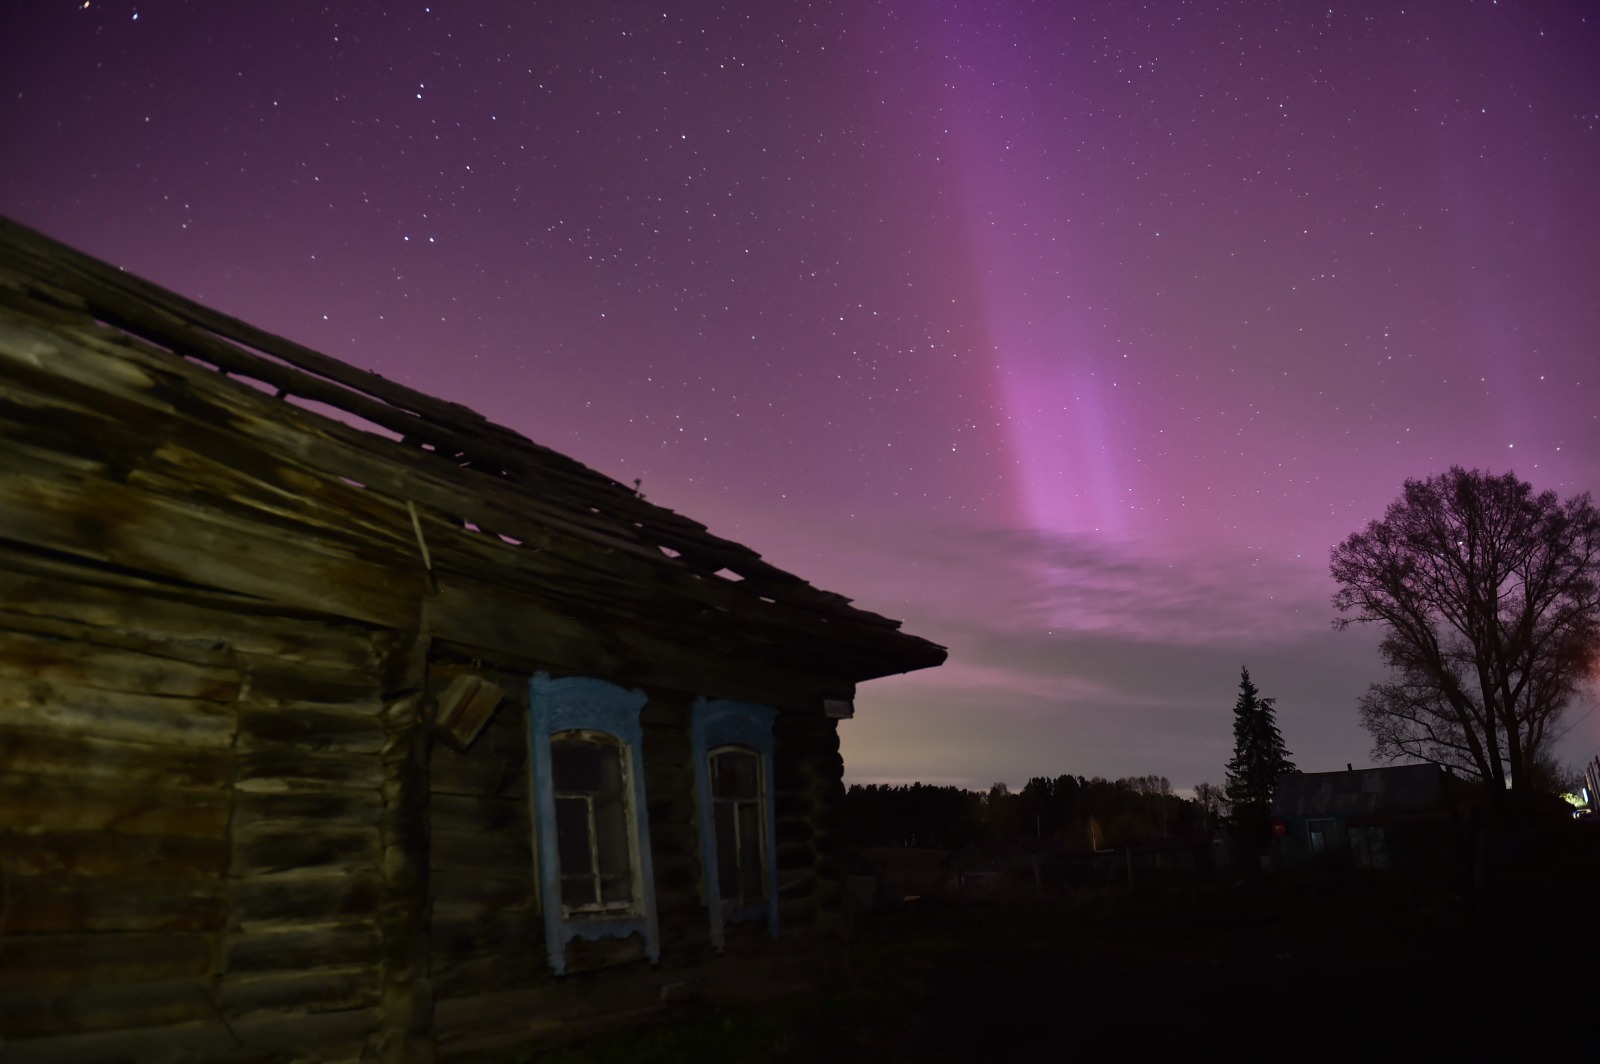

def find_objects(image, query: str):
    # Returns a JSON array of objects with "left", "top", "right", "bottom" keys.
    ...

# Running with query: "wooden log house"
[{"left": 0, "top": 217, "right": 946, "bottom": 1062}]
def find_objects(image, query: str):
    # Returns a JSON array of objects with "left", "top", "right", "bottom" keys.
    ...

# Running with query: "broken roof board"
[{"left": 0, "top": 216, "right": 945, "bottom": 703}]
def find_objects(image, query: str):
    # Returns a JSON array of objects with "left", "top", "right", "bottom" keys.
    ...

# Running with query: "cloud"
[
  {"left": 677, "top": 504, "right": 1386, "bottom": 790},
  {"left": 830, "top": 520, "right": 1337, "bottom": 649},
  {"left": 814, "top": 518, "right": 1384, "bottom": 790}
]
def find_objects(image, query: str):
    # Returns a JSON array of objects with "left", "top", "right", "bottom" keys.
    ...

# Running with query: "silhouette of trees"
[
  {"left": 842, "top": 783, "right": 986, "bottom": 849},
  {"left": 1224, "top": 667, "right": 1296, "bottom": 844},
  {"left": 1332, "top": 468, "right": 1600, "bottom": 807},
  {"left": 1192, "top": 781, "right": 1229, "bottom": 831},
  {"left": 844, "top": 773, "right": 1207, "bottom": 850}
]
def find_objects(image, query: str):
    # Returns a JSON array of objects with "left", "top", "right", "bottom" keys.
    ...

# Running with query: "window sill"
[
  {"left": 723, "top": 902, "right": 770, "bottom": 925},
  {"left": 559, "top": 912, "right": 651, "bottom": 945}
]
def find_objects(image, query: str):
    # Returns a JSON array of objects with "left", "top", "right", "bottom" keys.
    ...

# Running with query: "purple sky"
[{"left": 5, "top": 1, "right": 1597, "bottom": 791}]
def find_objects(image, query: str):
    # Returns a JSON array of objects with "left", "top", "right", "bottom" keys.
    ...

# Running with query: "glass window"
[
  {"left": 552, "top": 735, "right": 634, "bottom": 912},
  {"left": 692, "top": 698, "right": 779, "bottom": 949},
  {"left": 1307, "top": 817, "right": 1337, "bottom": 852},
  {"left": 711, "top": 747, "right": 766, "bottom": 906}
]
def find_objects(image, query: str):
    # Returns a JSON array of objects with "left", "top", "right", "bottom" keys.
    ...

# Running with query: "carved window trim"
[
  {"left": 691, "top": 697, "right": 779, "bottom": 949},
  {"left": 529, "top": 673, "right": 658, "bottom": 975}
]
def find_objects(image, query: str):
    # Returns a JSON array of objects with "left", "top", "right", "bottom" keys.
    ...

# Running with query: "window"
[
  {"left": 552, "top": 734, "right": 634, "bottom": 911},
  {"left": 711, "top": 748, "right": 766, "bottom": 907},
  {"left": 1307, "top": 817, "right": 1337, "bottom": 853},
  {"left": 692, "top": 698, "right": 778, "bottom": 948},
  {"left": 1349, "top": 825, "right": 1388, "bottom": 870},
  {"left": 529, "top": 673, "right": 658, "bottom": 975}
]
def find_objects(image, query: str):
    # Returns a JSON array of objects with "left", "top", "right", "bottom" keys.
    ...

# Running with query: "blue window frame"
[
  {"left": 529, "top": 673, "right": 658, "bottom": 975},
  {"left": 691, "top": 698, "right": 779, "bottom": 948}
]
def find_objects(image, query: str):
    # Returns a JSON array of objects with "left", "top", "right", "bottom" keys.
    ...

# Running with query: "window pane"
[
  {"left": 737, "top": 802, "right": 764, "bottom": 899},
  {"left": 714, "top": 802, "right": 739, "bottom": 899},
  {"left": 594, "top": 795, "right": 632, "bottom": 879},
  {"left": 561, "top": 874, "right": 597, "bottom": 909},
  {"left": 552, "top": 739, "right": 603, "bottom": 793},
  {"left": 597, "top": 743, "right": 624, "bottom": 796},
  {"left": 713, "top": 750, "right": 758, "bottom": 800},
  {"left": 552, "top": 734, "right": 639, "bottom": 912},
  {"left": 1307, "top": 818, "right": 1336, "bottom": 853},
  {"left": 555, "top": 796, "right": 592, "bottom": 872}
]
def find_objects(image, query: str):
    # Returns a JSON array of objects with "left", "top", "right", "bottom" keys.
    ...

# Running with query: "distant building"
[
  {"left": 0, "top": 218, "right": 945, "bottom": 1062},
  {"left": 1272, "top": 764, "right": 1462, "bottom": 870}
]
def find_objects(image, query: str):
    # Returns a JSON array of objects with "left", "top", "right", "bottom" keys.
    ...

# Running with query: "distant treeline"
[{"left": 845, "top": 775, "right": 1214, "bottom": 850}]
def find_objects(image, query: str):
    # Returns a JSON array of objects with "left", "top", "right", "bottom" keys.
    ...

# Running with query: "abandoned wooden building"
[
  {"left": 0, "top": 217, "right": 946, "bottom": 1062},
  {"left": 1272, "top": 764, "right": 1461, "bottom": 871}
]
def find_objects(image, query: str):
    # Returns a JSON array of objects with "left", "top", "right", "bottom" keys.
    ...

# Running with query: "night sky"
[{"left": 4, "top": 1, "right": 1597, "bottom": 792}]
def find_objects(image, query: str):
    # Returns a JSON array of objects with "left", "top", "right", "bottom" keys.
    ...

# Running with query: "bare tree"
[
  {"left": 1192, "top": 782, "right": 1230, "bottom": 830},
  {"left": 1331, "top": 468, "right": 1600, "bottom": 806}
]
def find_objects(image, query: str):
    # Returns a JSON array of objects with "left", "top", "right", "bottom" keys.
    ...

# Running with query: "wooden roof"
[{"left": 0, "top": 216, "right": 946, "bottom": 690}]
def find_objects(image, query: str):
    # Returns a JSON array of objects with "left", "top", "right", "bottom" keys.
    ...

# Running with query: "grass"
[{"left": 509, "top": 832, "right": 1600, "bottom": 1062}]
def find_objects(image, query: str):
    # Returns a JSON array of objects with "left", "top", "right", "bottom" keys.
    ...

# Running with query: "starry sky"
[{"left": 4, "top": 1, "right": 1598, "bottom": 792}]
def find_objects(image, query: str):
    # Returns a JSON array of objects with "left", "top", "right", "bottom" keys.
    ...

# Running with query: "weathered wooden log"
[
  {"left": 427, "top": 792, "right": 530, "bottom": 836},
  {"left": 0, "top": 931, "right": 215, "bottom": 991},
  {"left": 0, "top": 978, "right": 216, "bottom": 1039},
  {"left": 230, "top": 873, "right": 383, "bottom": 926},
  {"left": 428, "top": 826, "right": 533, "bottom": 873},
  {"left": 428, "top": 870, "right": 532, "bottom": 910},
  {"left": 0, "top": 561, "right": 378, "bottom": 673},
  {"left": 236, "top": 746, "right": 385, "bottom": 789},
  {"left": 430, "top": 709, "right": 527, "bottom": 799},
  {"left": 0, "top": 465, "right": 421, "bottom": 628},
  {"left": 774, "top": 791, "right": 815, "bottom": 820},
  {"left": 0, "top": 727, "right": 230, "bottom": 789},
  {"left": 0, "top": 829, "right": 229, "bottom": 879},
  {"left": 235, "top": 703, "right": 386, "bottom": 753},
  {"left": 0, "top": 776, "right": 229, "bottom": 837},
  {"left": 217, "top": 965, "right": 383, "bottom": 1017},
  {"left": 0, "top": 1020, "right": 243, "bottom": 1064},
  {"left": 223, "top": 920, "right": 384, "bottom": 974},
  {"left": 775, "top": 818, "right": 816, "bottom": 845},
  {"left": 428, "top": 905, "right": 540, "bottom": 958},
  {"left": 233, "top": 789, "right": 384, "bottom": 829},
  {"left": 775, "top": 841, "right": 817, "bottom": 871},
  {"left": 230, "top": 825, "right": 381, "bottom": 878},
  {"left": 0, "top": 627, "right": 241, "bottom": 700},
  {"left": 429, "top": 948, "right": 543, "bottom": 1001},
  {"left": 3, "top": 876, "right": 225, "bottom": 934},
  {"left": 0, "top": 677, "right": 236, "bottom": 748}
]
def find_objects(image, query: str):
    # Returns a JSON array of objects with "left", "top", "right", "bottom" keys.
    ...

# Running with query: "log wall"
[
  {"left": 0, "top": 219, "right": 936, "bottom": 1060},
  {"left": 773, "top": 713, "right": 850, "bottom": 938},
  {"left": 426, "top": 661, "right": 541, "bottom": 1061},
  {"left": 0, "top": 548, "right": 427, "bottom": 1063},
  {"left": 0, "top": 543, "right": 854, "bottom": 1062}
]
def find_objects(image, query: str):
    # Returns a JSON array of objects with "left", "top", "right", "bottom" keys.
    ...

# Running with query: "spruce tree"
[{"left": 1224, "top": 667, "right": 1296, "bottom": 843}]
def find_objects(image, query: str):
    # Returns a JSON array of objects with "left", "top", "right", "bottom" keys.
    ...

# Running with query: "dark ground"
[{"left": 532, "top": 825, "right": 1599, "bottom": 1063}]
